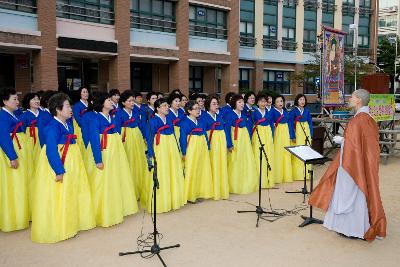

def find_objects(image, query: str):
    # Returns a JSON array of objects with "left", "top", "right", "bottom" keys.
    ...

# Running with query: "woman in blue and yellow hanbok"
[
  {"left": 289, "top": 94, "right": 314, "bottom": 181},
  {"left": 270, "top": 95, "right": 293, "bottom": 183},
  {"left": 250, "top": 93, "right": 275, "bottom": 188},
  {"left": 180, "top": 101, "right": 213, "bottom": 202},
  {"left": 31, "top": 93, "right": 95, "bottom": 243},
  {"left": 72, "top": 87, "right": 90, "bottom": 155},
  {"left": 86, "top": 92, "right": 138, "bottom": 227},
  {"left": 115, "top": 90, "right": 149, "bottom": 199},
  {"left": 0, "top": 89, "right": 29, "bottom": 232},
  {"left": 167, "top": 93, "right": 185, "bottom": 153},
  {"left": 224, "top": 95, "right": 258, "bottom": 194},
  {"left": 202, "top": 96, "right": 229, "bottom": 200},
  {"left": 144, "top": 98, "right": 185, "bottom": 213}
]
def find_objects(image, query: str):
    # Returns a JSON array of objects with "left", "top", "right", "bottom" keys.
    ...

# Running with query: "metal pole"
[{"left": 354, "top": 27, "right": 358, "bottom": 92}]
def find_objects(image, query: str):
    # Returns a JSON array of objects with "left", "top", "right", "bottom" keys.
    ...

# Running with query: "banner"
[
  {"left": 322, "top": 26, "right": 346, "bottom": 106},
  {"left": 368, "top": 94, "right": 395, "bottom": 122}
]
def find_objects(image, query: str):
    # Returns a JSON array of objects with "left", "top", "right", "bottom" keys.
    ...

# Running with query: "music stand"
[{"left": 285, "top": 145, "right": 330, "bottom": 227}]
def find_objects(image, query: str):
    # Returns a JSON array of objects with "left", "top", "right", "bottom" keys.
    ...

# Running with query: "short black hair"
[
  {"left": 244, "top": 91, "right": 255, "bottom": 103},
  {"left": 40, "top": 90, "right": 57, "bottom": 108},
  {"left": 294, "top": 94, "right": 308, "bottom": 107},
  {"left": 171, "top": 89, "right": 183, "bottom": 95},
  {"left": 273, "top": 94, "right": 285, "bottom": 105},
  {"left": 189, "top": 92, "right": 199, "bottom": 101},
  {"left": 255, "top": 93, "right": 267, "bottom": 105},
  {"left": 229, "top": 94, "right": 244, "bottom": 110},
  {"left": 167, "top": 93, "right": 181, "bottom": 105},
  {"left": 205, "top": 95, "right": 219, "bottom": 111},
  {"left": 225, "top": 92, "right": 235, "bottom": 105},
  {"left": 120, "top": 90, "right": 134, "bottom": 106},
  {"left": 133, "top": 91, "right": 142, "bottom": 98},
  {"left": 154, "top": 97, "right": 168, "bottom": 113},
  {"left": 0, "top": 88, "right": 17, "bottom": 107},
  {"left": 22, "top": 92, "right": 40, "bottom": 110},
  {"left": 146, "top": 91, "right": 158, "bottom": 101},
  {"left": 109, "top": 88, "right": 120, "bottom": 97},
  {"left": 92, "top": 91, "right": 110, "bottom": 112},
  {"left": 48, "top": 93, "right": 70, "bottom": 117},
  {"left": 180, "top": 94, "right": 188, "bottom": 101},
  {"left": 184, "top": 100, "right": 197, "bottom": 115}
]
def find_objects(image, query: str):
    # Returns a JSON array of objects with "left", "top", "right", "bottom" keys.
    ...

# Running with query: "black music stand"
[{"left": 285, "top": 145, "right": 330, "bottom": 227}]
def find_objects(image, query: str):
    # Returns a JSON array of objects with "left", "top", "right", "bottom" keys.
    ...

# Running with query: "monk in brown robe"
[{"left": 309, "top": 89, "right": 386, "bottom": 241}]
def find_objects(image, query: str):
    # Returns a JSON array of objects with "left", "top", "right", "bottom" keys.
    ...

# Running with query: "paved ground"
[{"left": 1, "top": 153, "right": 399, "bottom": 267}]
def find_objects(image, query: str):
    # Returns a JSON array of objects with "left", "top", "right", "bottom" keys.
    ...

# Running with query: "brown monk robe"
[{"left": 309, "top": 97, "right": 386, "bottom": 242}]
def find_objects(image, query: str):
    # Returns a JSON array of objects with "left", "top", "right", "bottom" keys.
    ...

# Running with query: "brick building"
[{"left": 0, "top": 0, "right": 378, "bottom": 101}]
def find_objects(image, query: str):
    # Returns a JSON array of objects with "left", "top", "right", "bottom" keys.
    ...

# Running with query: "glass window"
[
  {"left": 189, "top": 5, "right": 227, "bottom": 39},
  {"left": 263, "top": 70, "right": 292, "bottom": 94},
  {"left": 263, "top": 1, "right": 278, "bottom": 41},
  {"left": 240, "top": 0, "right": 255, "bottom": 47},
  {"left": 189, "top": 66, "right": 203, "bottom": 93},
  {"left": 57, "top": 0, "right": 114, "bottom": 25},
  {"left": 239, "top": 68, "right": 251, "bottom": 90}
]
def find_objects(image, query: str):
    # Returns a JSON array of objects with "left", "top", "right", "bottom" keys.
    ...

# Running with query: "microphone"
[{"left": 145, "top": 151, "right": 153, "bottom": 171}]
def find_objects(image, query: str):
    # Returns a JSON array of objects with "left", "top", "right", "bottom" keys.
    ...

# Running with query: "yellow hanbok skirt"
[
  {"left": 291, "top": 122, "right": 312, "bottom": 181},
  {"left": 228, "top": 127, "right": 258, "bottom": 194},
  {"left": 207, "top": 130, "right": 229, "bottom": 200},
  {"left": 85, "top": 134, "right": 138, "bottom": 227},
  {"left": 25, "top": 127, "right": 41, "bottom": 178},
  {"left": 122, "top": 127, "right": 148, "bottom": 198},
  {"left": 143, "top": 134, "right": 185, "bottom": 213},
  {"left": 252, "top": 125, "right": 275, "bottom": 188},
  {"left": 184, "top": 135, "right": 213, "bottom": 202},
  {"left": 273, "top": 123, "right": 293, "bottom": 183},
  {"left": 73, "top": 119, "right": 86, "bottom": 156},
  {"left": 0, "top": 133, "right": 29, "bottom": 232},
  {"left": 31, "top": 144, "right": 95, "bottom": 243}
]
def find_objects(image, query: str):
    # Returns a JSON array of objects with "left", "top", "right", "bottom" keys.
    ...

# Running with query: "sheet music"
[{"left": 285, "top": 145, "right": 324, "bottom": 161}]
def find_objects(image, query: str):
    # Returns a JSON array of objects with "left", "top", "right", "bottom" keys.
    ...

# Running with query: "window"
[
  {"left": 216, "top": 67, "right": 222, "bottom": 94},
  {"left": 282, "top": 0, "right": 296, "bottom": 8},
  {"left": 342, "top": 15, "right": 354, "bottom": 48},
  {"left": 131, "top": 0, "right": 176, "bottom": 32},
  {"left": 322, "top": 0, "right": 334, "bottom": 28},
  {"left": 263, "top": 70, "right": 291, "bottom": 94},
  {"left": 189, "top": 5, "right": 227, "bottom": 39},
  {"left": 189, "top": 66, "right": 203, "bottom": 93},
  {"left": 56, "top": 0, "right": 114, "bottom": 25},
  {"left": 240, "top": 0, "right": 255, "bottom": 47},
  {"left": 263, "top": 0, "right": 278, "bottom": 49},
  {"left": 304, "top": 10, "right": 317, "bottom": 44},
  {"left": 359, "top": 0, "right": 371, "bottom": 7},
  {"left": 0, "top": 0, "right": 37, "bottom": 13},
  {"left": 358, "top": 16, "right": 370, "bottom": 48},
  {"left": 239, "top": 68, "right": 251, "bottom": 90},
  {"left": 282, "top": 2, "right": 296, "bottom": 51}
]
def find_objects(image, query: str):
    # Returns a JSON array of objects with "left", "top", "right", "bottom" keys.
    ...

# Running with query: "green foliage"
[{"left": 377, "top": 36, "right": 400, "bottom": 77}]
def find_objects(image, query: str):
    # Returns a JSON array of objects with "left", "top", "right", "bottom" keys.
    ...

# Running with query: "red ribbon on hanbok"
[
  {"left": 274, "top": 114, "right": 284, "bottom": 129},
  {"left": 11, "top": 121, "right": 23, "bottom": 150},
  {"left": 187, "top": 128, "right": 202, "bottom": 147},
  {"left": 110, "top": 109, "right": 118, "bottom": 116},
  {"left": 29, "top": 120, "right": 37, "bottom": 145},
  {"left": 172, "top": 118, "right": 180, "bottom": 126},
  {"left": 79, "top": 108, "right": 87, "bottom": 117},
  {"left": 294, "top": 115, "right": 303, "bottom": 130},
  {"left": 252, "top": 118, "right": 266, "bottom": 135},
  {"left": 234, "top": 118, "right": 243, "bottom": 140},
  {"left": 100, "top": 124, "right": 115, "bottom": 150},
  {"left": 122, "top": 118, "right": 135, "bottom": 143},
  {"left": 156, "top": 125, "right": 169, "bottom": 145},
  {"left": 209, "top": 122, "right": 220, "bottom": 143},
  {"left": 61, "top": 134, "right": 77, "bottom": 165}
]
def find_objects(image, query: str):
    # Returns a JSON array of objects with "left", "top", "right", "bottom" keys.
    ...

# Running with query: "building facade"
[
  {"left": 0, "top": 0, "right": 378, "bottom": 101},
  {"left": 378, "top": 1, "right": 399, "bottom": 38}
]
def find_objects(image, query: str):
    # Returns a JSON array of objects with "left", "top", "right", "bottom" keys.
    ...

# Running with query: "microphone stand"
[
  {"left": 237, "top": 108, "right": 282, "bottom": 227},
  {"left": 285, "top": 111, "right": 312, "bottom": 203},
  {"left": 119, "top": 111, "right": 180, "bottom": 267}
]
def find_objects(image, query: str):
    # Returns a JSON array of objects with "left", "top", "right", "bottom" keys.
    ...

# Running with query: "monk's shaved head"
[{"left": 353, "top": 89, "right": 370, "bottom": 106}]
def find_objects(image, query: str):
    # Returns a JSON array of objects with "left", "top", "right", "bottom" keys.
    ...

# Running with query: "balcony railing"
[
  {"left": 303, "top": 42, "right": 317, "bottom": 53},
  {"left": 0, "top": 0, "right": 36, "bottom": 13},
  {"left": 342, "top": 3, "right": 356, "bottom": 15},
  {"left": 282, "top": 39, "right": 297, "bottom": 51},
  {"left": 131, "top": 14, "right": 176, "bottom": 33},
  {"left": 56, "top": 2, "right": 114, "bottom": 25},
  {"left": 304, "top": 0, "right": 319, "bottom": 10},
  {"left": 359, "top": 7, "right": 374, "bottom": 16},
  {"left": 189, "top": 23, "right": 227, "bottom": 39},
  {"left": 322, "top": 1, "right": 336, "bottom": 13},
  {"left": 263, "top": 37, "right": 279, "bottom": 49},
  {"left": 358, "top": 47, "right": 373, "bottom": 57},
  {"left": 240, "top": 35, "right": 256, "bottom": 47}
]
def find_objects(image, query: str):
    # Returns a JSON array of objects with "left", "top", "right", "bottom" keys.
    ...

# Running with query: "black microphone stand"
[
  {"left": 237, "top": 108, "right": 282, "bottom": 227},
  {"left": 285, "top": 111, "right": 312, "bottom": 203},
  {"left": 119, "top": 111, "right": 180, "bottom": 267}
]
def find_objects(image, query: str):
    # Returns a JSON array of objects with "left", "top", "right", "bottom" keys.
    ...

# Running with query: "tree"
[{"left": 377, "top": 36, "right": 400, "bottom": 89}]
